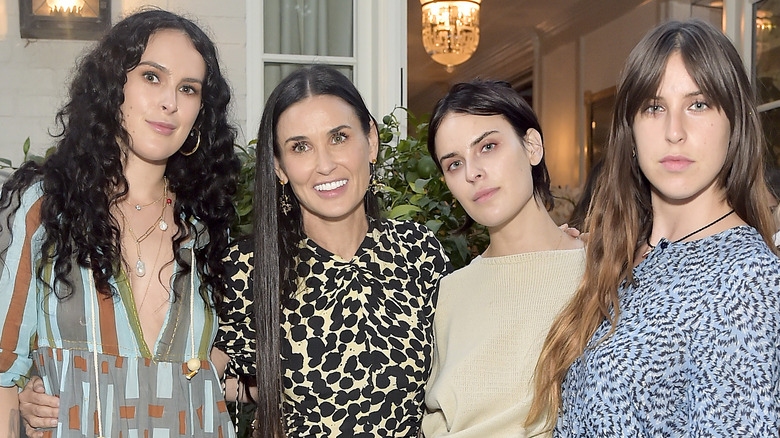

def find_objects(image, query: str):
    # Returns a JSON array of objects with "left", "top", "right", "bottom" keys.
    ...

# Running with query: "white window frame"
[{"left": 245, "top": 0, "right": 406, "bottom": 138}]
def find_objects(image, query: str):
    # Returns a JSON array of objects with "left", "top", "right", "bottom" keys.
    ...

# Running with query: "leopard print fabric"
[{"left": 215, "top": 219, "right": 451, "bottom": 436}]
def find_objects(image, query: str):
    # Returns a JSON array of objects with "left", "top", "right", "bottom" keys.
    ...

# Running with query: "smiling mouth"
[{"left": 314, "top": 179, "right": 348, "bottom": 191}]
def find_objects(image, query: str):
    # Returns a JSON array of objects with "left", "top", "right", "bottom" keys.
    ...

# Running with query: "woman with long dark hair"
[
  {"left": 528, "top": 19, "right": 780, "bottom": 436},
  {"left": 216, "top": 65, "right": 450, "bottom": 437},
  {"left": 0, "top": 9, "right": 239, "bottom": 437}
]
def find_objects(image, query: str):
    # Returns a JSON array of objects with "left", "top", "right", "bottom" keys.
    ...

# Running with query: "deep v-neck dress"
[{"left": 0, "top": 183, "right": 235, "bottom": 437}]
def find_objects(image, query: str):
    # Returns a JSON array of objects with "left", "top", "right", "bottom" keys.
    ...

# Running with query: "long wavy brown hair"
[{"left": 526, "top": 18, "right": 778, "bottom": 429}]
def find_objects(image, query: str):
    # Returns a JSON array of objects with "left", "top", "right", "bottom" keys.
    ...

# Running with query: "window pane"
[
  {"left": 263, "top": 63, "right": 354, "bottom": 101},
  {"left": 755, "top": 0, "right": 780, "bottom": 105},
  {"left": 264, "top": 0, "right": 353, "bottom": 56}
]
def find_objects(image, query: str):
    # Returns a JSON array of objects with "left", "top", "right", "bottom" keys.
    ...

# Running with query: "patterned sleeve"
[
  {"left": 213, "top": 238, "right": 257, "bottom": 377},
  {"left": 0, "top": 184, "right": 44, "bottom": 387},
  {"left": 416, "top": 223, "right": 452, "bottom": 308},
  {"left": 688, "top": 251, "right": 780, "bottom": 435}
]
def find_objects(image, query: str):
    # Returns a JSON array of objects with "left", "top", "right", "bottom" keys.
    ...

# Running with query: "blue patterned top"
[{"left": 556, "top": 226, "right": 780, "bottom": 437}]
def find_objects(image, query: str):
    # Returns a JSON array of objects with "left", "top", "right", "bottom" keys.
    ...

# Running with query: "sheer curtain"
[{"left": 263, "top": 0, "right": 354, "bottom": 99}]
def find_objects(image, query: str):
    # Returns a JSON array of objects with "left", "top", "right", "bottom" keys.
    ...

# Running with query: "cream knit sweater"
[{"left": 422, "top": 248, "right": 586, "bottom": 437}]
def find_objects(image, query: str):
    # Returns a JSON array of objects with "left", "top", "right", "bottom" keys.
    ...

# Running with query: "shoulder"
[
  {"left": 714, "top": 226, "right": 779, "bottom": 278},
  {"left": 377, "top": 218, "right": 441, "bottom": 248}
]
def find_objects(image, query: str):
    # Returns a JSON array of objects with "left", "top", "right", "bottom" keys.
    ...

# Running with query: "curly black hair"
[{"left": 0, "top": 8, "right": 239, "bottom": 307}]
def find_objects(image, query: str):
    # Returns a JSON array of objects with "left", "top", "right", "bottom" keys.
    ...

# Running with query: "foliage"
[
  {"left": 0, "top": 138, "right": 56, "bottom": 171},
  {"left": 231, "top": 140, "right": 257, "bottom": 238},
  {"left": 376, "top": 109, "right": 488, "bottom": 269}
]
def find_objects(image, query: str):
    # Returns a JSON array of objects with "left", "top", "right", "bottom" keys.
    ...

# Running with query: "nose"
[
  {"left": 665, "top": 110, "right": 686, "bottom": 144},
  {"left": 315, "top": 147, "right": 337, "bottom": 174},
  {"left": 160, "top": 87, "right": 178, "bottom": 114},
  {"left": 465, "top": 159, "right": 484, "bottom": 182}
]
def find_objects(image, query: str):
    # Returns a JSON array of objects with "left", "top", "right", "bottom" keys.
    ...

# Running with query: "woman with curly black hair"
[{"left": 0, "top": 9, "right": 239, "bottom": 437}]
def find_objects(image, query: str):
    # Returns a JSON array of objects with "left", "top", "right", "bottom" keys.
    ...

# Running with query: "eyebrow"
[
  {"left": 283, "top": 125, "right": 352, "bottom": 145},
  {"left": 438, "top": 129, "right": 499, "bottom": 164},
  {"left": 138, "top": 61, "right": 204, "bottom": 84}
]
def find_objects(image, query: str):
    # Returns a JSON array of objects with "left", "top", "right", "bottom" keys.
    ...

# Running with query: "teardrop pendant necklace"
[{"left": 116, "top": 179, "right": 171, "bottom": 277}]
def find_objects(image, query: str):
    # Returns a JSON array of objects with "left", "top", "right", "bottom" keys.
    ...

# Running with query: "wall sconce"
[
  {"left": 19, "top": 0, "right": 111, "bottom": 40},
  {"left": 420, "top": 0, "right": 481, "bottom": 73}
]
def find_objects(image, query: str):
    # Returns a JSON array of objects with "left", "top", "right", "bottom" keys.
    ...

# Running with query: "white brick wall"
[{"left": 0, "top": 0, "right": 248, "bottom": 166}]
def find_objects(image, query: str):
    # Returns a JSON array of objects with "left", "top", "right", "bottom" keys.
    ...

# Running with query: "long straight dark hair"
[
  {"left": 527, "top": 18, "right": 777, "bottom": 428},
  {"left": 252, "top": 65, "right": 379, "bottom": 437}
]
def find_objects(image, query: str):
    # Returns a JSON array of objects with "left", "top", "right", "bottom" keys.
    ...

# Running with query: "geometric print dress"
[
  {"left": 556, "top": 226, "right": 780, "bottom": 437},
  {"left": 0, "top": 184, "right": 235, "bottom": 437}
]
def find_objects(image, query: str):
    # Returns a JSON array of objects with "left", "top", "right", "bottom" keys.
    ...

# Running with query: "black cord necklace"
[{"left": 643, "top": 209, "right": 735, "bottom": 258}]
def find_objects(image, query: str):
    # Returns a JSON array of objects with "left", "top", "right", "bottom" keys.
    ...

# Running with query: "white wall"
[
  {"left": 540, "top": 41, "right": 578, "bottom": 188},
  {"left": 538, "top": 0, "right": 701, "bottom": 187},
  {"left": 0, "top": 0, "right": 247, "bottom": 167}
]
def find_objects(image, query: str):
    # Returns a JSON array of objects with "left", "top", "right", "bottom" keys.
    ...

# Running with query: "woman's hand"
[{"left": 18, "top": 376, "right": 58, "bottom": 438}]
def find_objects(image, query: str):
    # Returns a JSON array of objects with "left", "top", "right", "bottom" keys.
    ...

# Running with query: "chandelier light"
[{"left": 420, "top": 0, "right": 481, "bottom": 73}]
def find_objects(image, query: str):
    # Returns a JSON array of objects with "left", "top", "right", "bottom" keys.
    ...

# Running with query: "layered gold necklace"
[{"left": 115, "top": 178, "right": 170, "bottom": 277}]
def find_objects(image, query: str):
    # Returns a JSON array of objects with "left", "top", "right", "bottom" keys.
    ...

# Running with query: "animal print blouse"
[{"left": 215, "top": 218, "right": 451, "bottom": 436}]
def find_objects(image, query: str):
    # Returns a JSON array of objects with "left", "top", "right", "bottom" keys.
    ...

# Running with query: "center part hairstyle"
[
  {"left": 426, "top": 79, "right": 554, "bottom": 230},
  {"left": 252, "top": 65, "right": 379, "bottom": 437},
  {"left": 0, "top": 8, "right": 238, "bottom": 305},
  {"left": 526, "top": 18, "right": 777, "bottom": 428}
]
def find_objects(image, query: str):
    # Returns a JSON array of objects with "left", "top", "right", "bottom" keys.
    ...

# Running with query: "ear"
[
  {"left": 524, "top": 128, "right": 543, "bottom": 166},
  {"left": 274, "top": 157, "right": 288, "bottom": 183},
  {"left": 368, "top": 120, "right": 379, "bottom": 162}
]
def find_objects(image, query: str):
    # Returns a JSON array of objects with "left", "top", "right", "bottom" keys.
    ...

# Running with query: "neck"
[
  {"left": 122, "top": 159, "right": 168, "bottom": 203},
  {"left": 483, "top": 200, "right": 582, "bottom": 257},
  {"left": 649, "top": 191, "right": 742, "bottom": 244},
  {"left": 302, "top": 209, "right": 370, "bottom": 260}
]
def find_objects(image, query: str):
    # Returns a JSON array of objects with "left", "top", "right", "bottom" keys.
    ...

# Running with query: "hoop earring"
[
  {"left": 279, "top": 180, "right": 292, "bottom": 215},
  {"left": 180, "top": 128, "right": 201, "bottom": 156},
  {"left": 369, "top": 159, "right": 382, "bottom": 194}
]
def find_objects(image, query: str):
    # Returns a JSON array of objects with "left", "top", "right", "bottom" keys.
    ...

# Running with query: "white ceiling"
[{"left": 406, "top": 0, "right": 652, "bottom": 116}]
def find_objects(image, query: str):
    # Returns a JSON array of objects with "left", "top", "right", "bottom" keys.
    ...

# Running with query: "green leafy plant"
[
  {"left": 376, "top": 109, "right": 488, "bottom": 269},
  {"left": 231, "top": 140, "right": 256, "bottom": 238},
  {"left": 0, "top": 138, "right": 56, "bottom": 171}
]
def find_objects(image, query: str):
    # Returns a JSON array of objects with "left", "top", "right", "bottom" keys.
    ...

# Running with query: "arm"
[
  {"left": 688, "top": 257, "right": 780, "bottom": 436},
  {"left": 0, "top": 386, "right": 20, "bottom": 438},
  {"left": 213, "top": 240, "right": 257, "bottom": 378},
  {"left": 0, "top": 188, "right": 44, "bottom": 433}
]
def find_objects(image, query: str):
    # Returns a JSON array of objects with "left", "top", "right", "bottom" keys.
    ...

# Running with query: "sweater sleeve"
[
  {"left": 214, "top": 238, "right": 257, "bottom": 377},
  {"left": 687, "top": 252, "right": 780, "bottom": 436},
  {"left": 0, "top": 185, "right": 44, "bottom": 388}
]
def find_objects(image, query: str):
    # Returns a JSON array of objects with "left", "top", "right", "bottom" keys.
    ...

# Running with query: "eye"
[
  {"left": 143, "top": 72, "right": 160, "bottom": 83},
  {"left": 689, "top": 100, "right": 710, "bottom": 112},
  {"left": 446, "top": 159, "right": 462, "bottom": 172},
  {"left": 179, "top": 84, "right": 200, "bottom": 95},
  {"left": 331, "top": 131, "right": 348, "bottom": 144},
  {"left": 291, "top": 141, "right": 310, "bottom": 153},
  {"left": 642, "top": 101, "right": 663, "bottom": 116},
  {"left": 481, "top": 142, "right": 496, "bottom": 152}
]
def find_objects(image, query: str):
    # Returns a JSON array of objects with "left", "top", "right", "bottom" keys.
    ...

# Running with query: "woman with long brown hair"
[{"left": 527, "top": 19, "right": 780, "bottom": 435}]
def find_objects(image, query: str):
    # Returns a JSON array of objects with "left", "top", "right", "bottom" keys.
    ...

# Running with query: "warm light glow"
[
  {"left": 420, "top": 0, "right": 481, "bottom": 72},
  {"left": 46, "top": 0, "right": 84, "bottom": 16}
]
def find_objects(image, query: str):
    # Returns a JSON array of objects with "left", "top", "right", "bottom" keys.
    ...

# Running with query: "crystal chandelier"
[{"left": 420, "top": 0, "right": 482, "bottom": 73}]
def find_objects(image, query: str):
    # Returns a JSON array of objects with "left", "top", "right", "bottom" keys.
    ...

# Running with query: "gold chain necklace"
[{"left": 115, "top": 180, "right": 170, "bottom": 277}]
